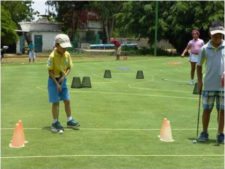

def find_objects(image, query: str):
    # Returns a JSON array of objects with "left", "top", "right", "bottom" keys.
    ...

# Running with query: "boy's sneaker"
[
  {"left": 67, "top": 119, "right": 80, "bottom": 130},
  {"left": 197, "top": 132, "right": 209, "bottom": 142},
  {"left": 217, "top": 133, "right": 224, "bottom": 144},
  {"left": 51, "top": 121, "right": 64, "bottom": 133}
]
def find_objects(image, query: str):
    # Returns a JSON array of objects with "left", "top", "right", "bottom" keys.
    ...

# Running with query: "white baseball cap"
[
  {"left": 55, "top": 34, "right": 72, "bottom": 48},
  {"left": 210, "top": 26, "right": 225, "bottom": 35}
]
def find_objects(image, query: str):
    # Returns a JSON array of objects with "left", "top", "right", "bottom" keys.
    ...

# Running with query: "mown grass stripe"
[
  {"left": 1, "top": 154, "right": 223, "bottom": 159},
  {"left": 1, "top": 127, "right": 217, "bottom": 131}
]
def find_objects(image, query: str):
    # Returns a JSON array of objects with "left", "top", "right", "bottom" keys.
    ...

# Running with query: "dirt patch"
[
  {"left": 1, "top": 52, "right": 114, "bottom": 64},
  {"left": 168, "top": 61, "right": 182, "bottom": 65}
]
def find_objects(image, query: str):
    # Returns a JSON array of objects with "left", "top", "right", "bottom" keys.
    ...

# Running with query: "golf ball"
[
  {"left": 192, "top": 140, "right": 197, "bottom": 144},
  {"left": 58, "top": 130, "right": 64, "bottom": 134}
]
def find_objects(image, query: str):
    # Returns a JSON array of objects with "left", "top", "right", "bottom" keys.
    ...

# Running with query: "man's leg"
[
  {"left": 51, "top": 102, "right": 64, "bottom": 132},
  {"left": 217, "top": 110, "right": 224, "bottom": 143},
  {"left": 64, "top": 100, "right": 71, "bottom": 118},
  {"left": 64, "top": 100, "right": 80, "bottom": 129},
  {"left": 218, "top": 110, "right": 224, "bottom": 133},
  {"left": 52, "top": 102, "right": 59, "bottom": 120},
  {"left": 202, "top": 109, "right": 212, "bottom": 133},
  {"left": 218, "top": 91, "right": 224, "bottom": 133},
  {"left": 115, "top": 47, "right": 120, "bottom": 60},
  {"left": 32, "top": 52, "right": 35, "bottom": 62},
  {"left": 190, "top": 62, "right": 196, "bottom": 82},
  {"left": 217, "top": 91, "right": 224, "bottom": 143},
  {"left": 198, "top": 91, "right": 214, "bottom": 142}
]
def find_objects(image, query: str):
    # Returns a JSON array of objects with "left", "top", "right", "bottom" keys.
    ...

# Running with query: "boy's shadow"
[
  {"left": 188, "top": 137, "right": 222, "bottom": 146},
  {"left": 42, "top": 126, "right": 51, "bottom": 131}
]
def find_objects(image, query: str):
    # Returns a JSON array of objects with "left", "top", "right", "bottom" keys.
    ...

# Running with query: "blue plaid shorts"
[{"left": 202, "top": 91, "right": 224, "bottom": 111}]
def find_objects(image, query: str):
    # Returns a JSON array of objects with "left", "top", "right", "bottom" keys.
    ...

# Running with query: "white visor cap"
[{"left": 210, "top": 26, "right": 225, "bottom": 35}]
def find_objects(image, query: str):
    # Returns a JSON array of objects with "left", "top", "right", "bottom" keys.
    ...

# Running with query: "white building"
[
  {"left": 17, "top": 16, "right": 62, "bottom": 54},
  {"left": 16, "top": 12, "right": 105, "bottom": 53}
]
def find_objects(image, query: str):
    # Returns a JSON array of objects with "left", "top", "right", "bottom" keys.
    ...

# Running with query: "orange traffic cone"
[
  {"left": 18, "top": 120, "right": 28, "bottom": 144},
  {"left": 159, "top": 118, "right": 168, "bottom": 138},
  {"left": 9, "top": 121, "right": 26, "bottom": 148},
  {"left": 158, "top": 118, "right": 174, "bottom": 142}
]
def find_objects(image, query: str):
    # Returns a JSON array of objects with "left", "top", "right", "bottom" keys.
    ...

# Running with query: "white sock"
[
  {"left": 53, "top": 119, "right": 58, "bottom": 123},
  {"left": 67, "top": 116, "right": 73, "bottom": 122}
]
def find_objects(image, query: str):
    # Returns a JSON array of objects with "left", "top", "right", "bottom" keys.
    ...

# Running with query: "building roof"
[{"left": 19, "top": 16, "right": 62, "bottom": 32}]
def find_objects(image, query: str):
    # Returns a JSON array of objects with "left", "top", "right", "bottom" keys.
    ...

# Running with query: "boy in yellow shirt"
[{"left": 47, "top": 34, "right": 80, "bottom": 133}]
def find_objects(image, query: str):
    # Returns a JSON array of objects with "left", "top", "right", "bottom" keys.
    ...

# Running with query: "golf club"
[
  {"left": 192, "top": 83, "right": 201, "bottom": 144},
  {"left": 194, "top": 93, "right": 201, "bottom": 143}
]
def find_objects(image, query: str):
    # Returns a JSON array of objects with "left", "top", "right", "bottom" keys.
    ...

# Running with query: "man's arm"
[
  {"left": 59, "top": 67, "right": 71, "bottom": 83},
  {"left": 181, "top": 45, "right": 190, "bottom": 57}
]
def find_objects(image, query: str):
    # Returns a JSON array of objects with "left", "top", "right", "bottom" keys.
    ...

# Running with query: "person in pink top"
[
  {"left": 110, "top": 37, "right": 124, "bottom": 60},
  {"left": 181, "top": 30, "right": 204, "bottom": 85}
]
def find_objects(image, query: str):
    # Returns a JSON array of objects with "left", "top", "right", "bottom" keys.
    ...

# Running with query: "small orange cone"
[
  {"left": 9, "top": 120, "right": 27, "bottom": 148},
  {"left": 158, "top": 118, "right": 174, "bottom": 142},
  {"left": 18, "top": 120, "right": 28, "bottom": 144}
]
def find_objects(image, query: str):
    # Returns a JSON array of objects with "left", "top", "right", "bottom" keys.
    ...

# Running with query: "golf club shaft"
[{"left": 196, "top": 93, "right": 201, "bottom": 139}]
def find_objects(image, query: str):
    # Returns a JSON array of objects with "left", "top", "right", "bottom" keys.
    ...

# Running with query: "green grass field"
[{"left": 1, "top": 55, "right": 224, "bottom": 169}]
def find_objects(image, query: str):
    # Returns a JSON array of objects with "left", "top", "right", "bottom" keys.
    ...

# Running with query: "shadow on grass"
[
  {"left": 41, "top": 126, "right": 80, "bottom": 132},
  {"left": 187, "top": 137, "right": 224, "bottom": 146},
  {"left": 42, "top": 126, "right": 51, "bottom": 131}
]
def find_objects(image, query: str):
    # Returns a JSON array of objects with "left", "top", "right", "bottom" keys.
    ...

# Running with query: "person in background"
[
  {"left": 110, "top": 37, "right": 125, "bottom": 60},
  {"left": 1, "top": 46, "right": 8, "bottom": 62},
  {"left": 47, "top": 33, "right": 80, "bottom": 133},
  {"left": 197, "top": 21, "right": 225, "bottom": 144},
  {"left": 28, "top": 41, "right": 36, "bottom": 63},
  {"left": 181, "top": 29, "right": 204, "bottom": 85}
]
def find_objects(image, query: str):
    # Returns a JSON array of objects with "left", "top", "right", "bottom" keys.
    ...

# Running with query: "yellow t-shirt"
[{"left": 47, "top": 49, "right": 73, "bottom": 78}]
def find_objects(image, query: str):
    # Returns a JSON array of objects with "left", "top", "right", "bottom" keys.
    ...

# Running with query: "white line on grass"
[
  {"left": 128, "top": 84, "right": 191, "bottom": 94},
  {"left": 91, "top": 81, "right": 119, "bottom": 84},
  {"left": 1, "top": 127, "right": 217, "bottom": 131},
  {"left": 36, "top": 86, "right": 195, "bottom": 100},
  {"left": 1, "top": 154, "right": 223, "bottom": 159},
  {"left": 71, "top": 90, "right": 196, "bottom": 100}
]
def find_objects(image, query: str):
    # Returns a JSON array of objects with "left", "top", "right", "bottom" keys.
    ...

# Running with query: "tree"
[
  {"left": 49, "top": 1, "right": 123, "bottom": 42},
  {"left": 1, "top": 1, "right": 37, "bottom": 45},
  {"left": 46, "top": 1, "right": 224, "bottom": 52},
  {"left": 163, "top": 1, "right": 224, "bottom": 53},
  {"left": 47, "top": 1, "right": 89, "bottom": 38},
  {"left": 89, "top": 1, "right": 123, "bottom": 42},
  {"left": 1, "top": 1, "right": 35, "bottom": 24},
  {"left": 115, "top": 1, "right": 224, "bottom": 53},
  {"left": 116, "top": 1, "right": 156, "bottom": 39},
  {"left": 1, "top": 5, "right": 18, "bottom": 45}
]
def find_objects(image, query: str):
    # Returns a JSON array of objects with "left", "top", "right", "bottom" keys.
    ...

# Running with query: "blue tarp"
[{"left": 90, "top": 43, "right": 137, "bottom": 49}]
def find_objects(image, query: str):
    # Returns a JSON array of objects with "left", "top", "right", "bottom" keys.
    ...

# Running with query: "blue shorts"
[
  {"left": 202, "top": 91, "right": 224, "bottom": 111},
  {"left": 48, "top": 77, "right": 70, "bottom": 103}
]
